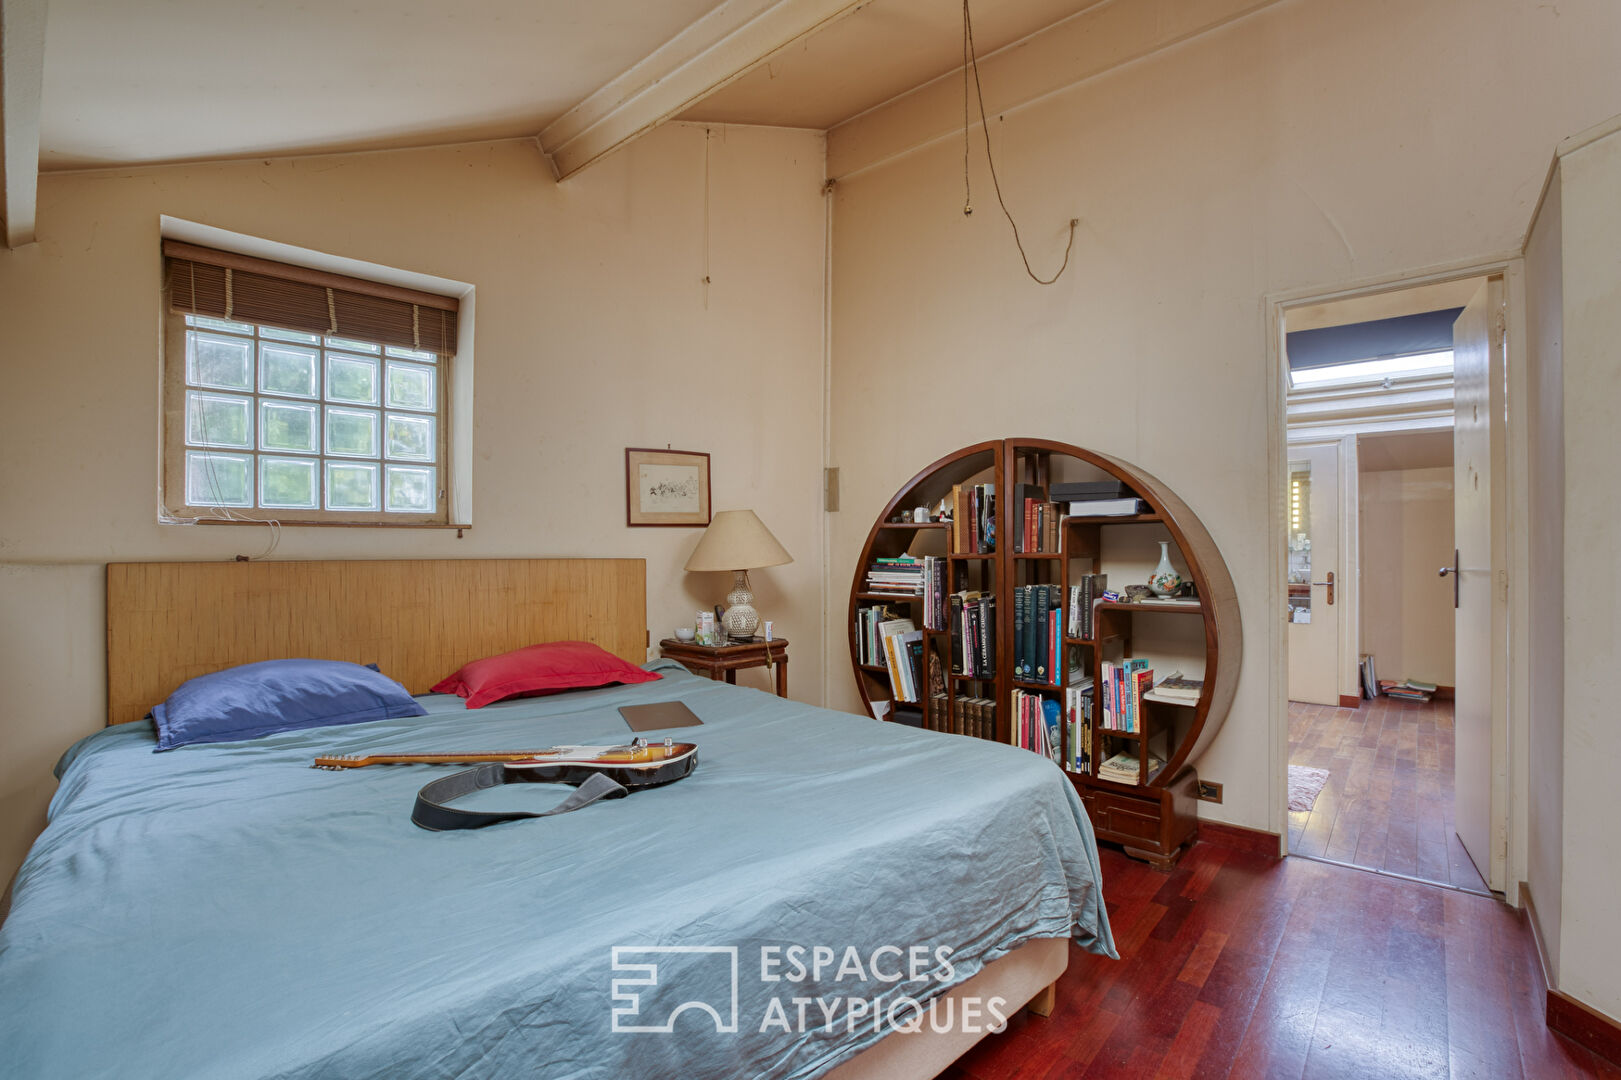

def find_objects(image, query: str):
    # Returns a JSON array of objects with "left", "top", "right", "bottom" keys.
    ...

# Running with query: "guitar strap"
[{"left": 411, "top": 754, "right": 698, "bottom": 832}]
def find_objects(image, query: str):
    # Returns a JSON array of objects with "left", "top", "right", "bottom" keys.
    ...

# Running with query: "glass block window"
[{"left": 166, "top": 315, "right": 447, "bottom": 522}]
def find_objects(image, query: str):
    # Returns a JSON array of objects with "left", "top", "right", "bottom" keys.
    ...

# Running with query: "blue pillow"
[{"left": 150, "top": 659, "right": 427, "bottom": 751}]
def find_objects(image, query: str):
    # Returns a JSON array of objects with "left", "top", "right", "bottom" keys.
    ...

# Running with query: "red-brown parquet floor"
[
  {"left": 1287, "top": 697, "right": 1487, "bottom": 893},
  {"left": 937, "top": 844, "right": 1615, "bottom": 1079}
]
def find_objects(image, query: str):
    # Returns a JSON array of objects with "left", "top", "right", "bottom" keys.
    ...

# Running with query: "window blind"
[
  {"left": 1286, "top": 308, "right": 1462, "bottom": 371},
  {"left": 164, "top": 241, "right": 459, "bottom": 355}
]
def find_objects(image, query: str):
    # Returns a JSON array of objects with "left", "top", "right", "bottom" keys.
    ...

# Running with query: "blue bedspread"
[{"left": 0, "top": 663, "right": 1114, "bottom": 1079}]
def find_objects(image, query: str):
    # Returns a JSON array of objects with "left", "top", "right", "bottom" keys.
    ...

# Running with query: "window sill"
[{"left": 175, "top": 517, "right": 470, "bottom": 530}]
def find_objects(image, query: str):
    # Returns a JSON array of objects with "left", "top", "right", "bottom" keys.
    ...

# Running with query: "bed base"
[{"left": 825, "top": 936, "right": 1067, "bottom": 1080}]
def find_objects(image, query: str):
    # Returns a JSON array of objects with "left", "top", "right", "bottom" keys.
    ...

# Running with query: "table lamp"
[{"left": 684, "top": 510, "right": 793, "bottom": 642}]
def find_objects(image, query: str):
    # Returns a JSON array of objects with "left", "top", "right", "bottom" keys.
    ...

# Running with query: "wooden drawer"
[{"left": 1085, "top": 789, "right": 1162, "bottom": 843}]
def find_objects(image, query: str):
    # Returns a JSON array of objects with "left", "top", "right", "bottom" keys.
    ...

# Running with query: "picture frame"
[{"left": 625, "top": 448, "right": 712, "bottom": 527}]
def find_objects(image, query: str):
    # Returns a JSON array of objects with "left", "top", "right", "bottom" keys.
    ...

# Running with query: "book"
[
  {"left": 1066, "top": 684, "right": 1094, "bottom": 774},
  {"left": 949, "top": 594, "right": 965, "bottom": 674},
  {"left": 1131, "top": 667, "right": 1154, "bottom": 731},
  {"left": 903, "top": 633, "right": 926, "bottom": 704},
  {"left": 1014, "top": 586, "right": 1028, "bottom": 679},
  {"left": 1042, "top": 697, "right": 1063, "bottom": 765},
  {"left": 1049, "top": 604, "right": 1061, "bottom": 683},
  {"left": 1033, "top": 585, "right": 1050, "bottom": 682},
  {"left": 1067, "top": 498, "right": 1149, "bottom": 517},
  {"left": 977, "top": 594, "right": 995, "bottom": 676},
  {"left": 1014, "top": 483, "right": 1044, "bottom": 551}
]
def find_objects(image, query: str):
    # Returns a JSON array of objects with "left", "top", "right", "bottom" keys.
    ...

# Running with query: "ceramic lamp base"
[{"left": 722, "top": 570, "right": 760, "bottom": 641}]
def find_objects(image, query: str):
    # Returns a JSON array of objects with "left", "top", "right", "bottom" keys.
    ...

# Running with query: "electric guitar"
[{"left": 313, "top": 739, "right": 698, "bottom": 777}]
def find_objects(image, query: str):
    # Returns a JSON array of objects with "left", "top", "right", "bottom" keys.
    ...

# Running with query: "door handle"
[
  {"left": 1310, "top": 570, "right": 1335, "bottom": 606},
  {"left": 1439, "top": 548, "right": 1459, "bottom": 608}
]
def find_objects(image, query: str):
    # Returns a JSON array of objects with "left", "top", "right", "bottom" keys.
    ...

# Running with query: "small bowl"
[{"left": 674, "top": 627, "right": 696, "bottom": 642}]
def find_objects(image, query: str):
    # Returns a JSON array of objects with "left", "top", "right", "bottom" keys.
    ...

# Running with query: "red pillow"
[{"left": 431, "top": 641, "right": 661, "bottom": 709}]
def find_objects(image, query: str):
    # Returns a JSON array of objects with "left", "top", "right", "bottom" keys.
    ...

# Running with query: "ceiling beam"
[
  {"left": 539, "top": 0, "right": 865, "bottom": 181},
  {"left": 1, "top": 0, "right": 46, "bottom": 247}
]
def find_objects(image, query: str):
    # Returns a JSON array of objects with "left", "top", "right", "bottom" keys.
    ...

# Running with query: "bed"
[{"left": 0, "top": 559, "right": 1115, "bottom": 1079}]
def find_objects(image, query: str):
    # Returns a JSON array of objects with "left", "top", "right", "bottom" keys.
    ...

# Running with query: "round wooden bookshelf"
[{"left": 846, "top": 438, "right": 1242, "bottom": 867}]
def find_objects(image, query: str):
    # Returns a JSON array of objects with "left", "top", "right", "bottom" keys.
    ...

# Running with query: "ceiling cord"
[{"left": 961, "top": 0, "right": 1078, "bottom": 286}]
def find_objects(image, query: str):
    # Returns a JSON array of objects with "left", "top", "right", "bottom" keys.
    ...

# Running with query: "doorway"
[{"left": 1277, "top": 274, "right": 1504, "bottom": 895}]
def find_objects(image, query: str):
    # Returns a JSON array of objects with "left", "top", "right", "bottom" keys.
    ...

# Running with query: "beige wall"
[
  {"left": 825, "top": 0, "right": 1621, "bottom": 834},
  {"left": 1523, "top": 158, "right": 1564, "bottom": 984},
  {"left": 0, "top": 124, "right": 830, "bottom": 886},
  {"left": 1550, "top": 123, "right": 1621, "bottom": 1021},
  {"left": 1358, "top": 466, "right": 1455, "bottom": 686}
]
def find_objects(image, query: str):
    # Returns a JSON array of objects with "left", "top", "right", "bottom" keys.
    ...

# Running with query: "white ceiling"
[
  {"left": 38, "top": 0, "right": 1102, "bottom": 171},
  {"left": 39, "top": 0, "right": 725, "bottom": 170}
]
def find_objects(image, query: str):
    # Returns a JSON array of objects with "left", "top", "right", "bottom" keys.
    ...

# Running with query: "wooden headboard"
[{"left": 105, "top": 559, "right": 647, "bottom": 726}]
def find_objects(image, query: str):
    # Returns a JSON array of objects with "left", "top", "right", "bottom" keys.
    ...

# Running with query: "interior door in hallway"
[
  {"left": 1451, "top": 278, "right": 1508, "bottom": 892},
  {"left": 1287, "top": 442, "right": 1340, "bottom": 705}
]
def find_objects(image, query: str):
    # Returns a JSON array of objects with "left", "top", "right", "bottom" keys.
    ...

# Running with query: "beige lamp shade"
[{"left": 684, "top": 510, "right": 793, "bottom": 572}]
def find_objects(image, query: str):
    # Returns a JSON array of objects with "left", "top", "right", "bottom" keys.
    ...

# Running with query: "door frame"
[
  {"left": 1264, "top": 252, "right": 1531, "bottom": 902},
  {"left": 1283, "top": 434, "right": 1360, "bottom": 706}
]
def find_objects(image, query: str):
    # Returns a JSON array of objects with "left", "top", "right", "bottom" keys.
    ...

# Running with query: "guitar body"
[
  {"left": 500, "top": 751, "right": 698, "bottom": 791},
  {"left": 406, "top": 743, "right": 701, "bottom": 831}
]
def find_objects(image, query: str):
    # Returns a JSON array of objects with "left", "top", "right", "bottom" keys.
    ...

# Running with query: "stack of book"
[
  {"left": 946, "top": 696, "right": 995, "bottom": 740},
  {"left": 1143, "top": 672, "right": 1203, "bottom": 706},
  {"left": 1011, "top": 688, "right": 1062, "bottom": 764},
  {"left": 1101, "top": 658, "right": 1151, "bottom": 732},
  {"left": 1381, "top": 679, "right": 1436, "bottom": 703},
  {"left": 1011, "top": 483, "right": 1063, "bottom": 553},
  {"left": 854, "top": 606, "right": 904, "bottom": 666},
  {"left": 1097, "top": 749, "right": 1164, "bottom": 785},
  {"left": 950, "top": 483, "right": 996, "bottom": 553},
  {"left": 1066, "top": 573, "right": 1107, "bottom": 639},
  {"left": 1360, "top": 654, "right": 1379, "bottom": 699},
  {"left": 1065, "top": 679, "right": 1094, "bottom": 775},
  {"left": 1013, "top": 584, "right": 1062, "bottom": 684},
  {"left": 864, "top": 556, "right": 925, "bottom": 595},
  {"left": 920, "top": 556, "right": 947, "bottom": 630},
  {"left": 879, "top": 619, "right": 924, "bottom": 703},
  {"left": 948, "top": 592, "right": 996, "bottom": 677}
]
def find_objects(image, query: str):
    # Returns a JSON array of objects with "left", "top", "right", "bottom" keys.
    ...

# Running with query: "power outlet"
[{"left": 1196, "top": 780, "right": 1223, "bottom": 804}]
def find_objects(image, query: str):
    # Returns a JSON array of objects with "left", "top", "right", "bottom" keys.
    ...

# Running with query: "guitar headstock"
[{"left": 311, "top": 755, "right": 372, "bottom": 770}]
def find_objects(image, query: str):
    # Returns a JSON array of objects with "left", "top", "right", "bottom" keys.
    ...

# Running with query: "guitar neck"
[{"left": 367, "top": 752, "right": 554, "bottom": 765}]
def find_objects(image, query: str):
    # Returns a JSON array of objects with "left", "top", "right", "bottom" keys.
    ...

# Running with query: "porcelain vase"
[{"left": 1148, "top": 541, "right": 1182, "bottom": 597}]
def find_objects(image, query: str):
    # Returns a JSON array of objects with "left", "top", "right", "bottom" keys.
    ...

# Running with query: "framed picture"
[{"left": 625, "top": 448, "right": 712, "bottom": 527}]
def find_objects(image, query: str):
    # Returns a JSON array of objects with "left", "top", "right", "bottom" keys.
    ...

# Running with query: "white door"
[
  {"left": 1287, "top": 442, "right": 1340, "bottom": 705},
  {"left": 1451, "top": 279, "right": 1508, "bottom": 891}
]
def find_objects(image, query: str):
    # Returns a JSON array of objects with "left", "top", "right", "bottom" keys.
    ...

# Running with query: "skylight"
[{"left": 1290, "top": 349, "right": 1454, "bottom": 388}]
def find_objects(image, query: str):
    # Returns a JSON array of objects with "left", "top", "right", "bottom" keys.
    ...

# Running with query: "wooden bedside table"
[{"left": 659, "top": 637, "right": 789, "bottom": 698}]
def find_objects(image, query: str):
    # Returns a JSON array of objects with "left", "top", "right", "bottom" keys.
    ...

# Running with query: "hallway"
[{"left": 1287, "top": 697, "right": 1488, "bottom": 894}]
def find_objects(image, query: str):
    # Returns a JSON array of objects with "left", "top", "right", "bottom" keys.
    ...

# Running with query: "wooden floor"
[
  {"left": 1287, "top": 696, "right": 1488, "bottom": 893},
  {"left": 939, "top": 844, "right": 1618, "bottom": 1079}
]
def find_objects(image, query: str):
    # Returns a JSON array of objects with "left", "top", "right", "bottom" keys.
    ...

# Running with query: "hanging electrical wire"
[{"left": 961, "top": 0, "right": 1078, "bottom": 286}]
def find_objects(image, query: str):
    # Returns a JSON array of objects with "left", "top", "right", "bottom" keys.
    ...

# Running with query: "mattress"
[{"left": 0, "top": 661, "right": 1114, "bottom": 1079}]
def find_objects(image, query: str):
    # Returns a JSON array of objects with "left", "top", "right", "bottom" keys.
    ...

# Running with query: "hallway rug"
[{"left": 1288, "top": 765, "right": 1330, "bottom": 812}]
